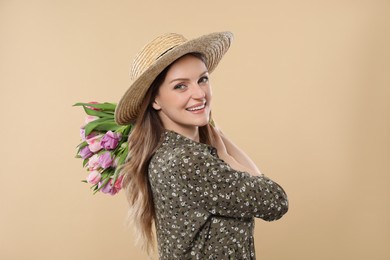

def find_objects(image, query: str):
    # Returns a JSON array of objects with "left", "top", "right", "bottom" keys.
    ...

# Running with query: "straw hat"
[{"left": 115, "top": 31, "right": 233, "bottom": 125}]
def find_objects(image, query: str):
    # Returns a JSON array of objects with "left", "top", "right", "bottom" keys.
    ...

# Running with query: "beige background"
[{"left": 1, "top": 0, "right": 389, "bottom": 259}]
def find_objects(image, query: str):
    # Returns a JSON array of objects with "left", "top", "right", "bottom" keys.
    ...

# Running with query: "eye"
[
  {"left": 173, "top": 84, "right": 187, "bottom": 90},
  {"left": 198, "top": 76, "right": 209, "bottom": 84}
]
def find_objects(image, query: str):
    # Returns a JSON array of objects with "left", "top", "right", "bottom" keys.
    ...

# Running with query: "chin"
[{"left": 194, "top": 118, "right": 209, "bottom": 127}]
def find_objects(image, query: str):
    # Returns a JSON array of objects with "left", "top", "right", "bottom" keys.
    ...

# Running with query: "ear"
[{"left": 152, "top": 99, "right": 161, "bottom": 110}]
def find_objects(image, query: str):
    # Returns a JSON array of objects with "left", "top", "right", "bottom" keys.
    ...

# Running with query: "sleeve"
[{"left": 181, "top": 148, "right": 289, "bottom": 221}]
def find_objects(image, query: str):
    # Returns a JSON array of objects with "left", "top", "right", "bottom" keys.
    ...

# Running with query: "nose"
[{"left": 191, "top": 84, "right": 206, "bottom": 99}]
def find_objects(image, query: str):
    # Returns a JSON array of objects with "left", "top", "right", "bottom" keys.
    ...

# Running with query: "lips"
[{"left": 186, "top": 102, "right": 206, "bottom": 111}]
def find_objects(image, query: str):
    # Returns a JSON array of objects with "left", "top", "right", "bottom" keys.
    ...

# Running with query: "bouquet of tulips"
[{"left": 74, "top": 102, "right": 131, "bottom": 195}]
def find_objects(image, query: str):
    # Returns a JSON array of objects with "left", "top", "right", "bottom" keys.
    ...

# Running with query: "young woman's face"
[{"left": 153, "top": 54, "right": 211, "bottom": 135}]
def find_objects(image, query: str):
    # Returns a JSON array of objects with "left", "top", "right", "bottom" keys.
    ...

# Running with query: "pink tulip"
[
  {"left": 114, "top": 175, "right": 124, "bottom": 191},
  {"left": 112, "top": 158, "right": 120, "bottom": 168},
  {"left": 85, "top": 115, "right": 99, "bottom": 124},
  {"left": 86, "top": 135, "right": 102, "bottom": 153},
  {"left": 86, "top": 170, "right": 101, "bottom": 185},
  {"left": 80, "top": 115, "right": 99, "bottom": 128},
  {"left": 85, "top": 131, "right": 99, "bottom": 140},
  {"left": 87, "top": 154, "right": 100, "bottom": 170},
  {"left": 110, "top": 186, "right": 120, "bottom": 195}
]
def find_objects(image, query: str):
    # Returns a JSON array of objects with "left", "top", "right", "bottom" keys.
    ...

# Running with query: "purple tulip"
[
  {"left": 98, "top": 176, "right": 122, "bottom": 195},
  {"left": 79, "top": 146, "right": 93, "bottom": 159},
  {"left": 98, "top": 152, "right": 113, "bottom": 169},
  {"left": 99, "top": 180, "right": 114, "bottom": 194},
  {"left": 101, "top": 131, "right": 122, "bottom": 150},
  {"left": 80, "top": 128, "right": 86, "bottom": 141},
  {"left": 102, "top": 181, "right": 120, "bottom": 195}
]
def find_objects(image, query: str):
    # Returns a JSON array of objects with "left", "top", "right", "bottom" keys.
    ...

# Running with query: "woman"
[{"left": 115, "top": 32, "right": 288, "bottom": 259}]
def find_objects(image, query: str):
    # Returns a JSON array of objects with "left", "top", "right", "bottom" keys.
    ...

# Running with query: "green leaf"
[
  {"left": 117, "top": 145, "right": 128, "bottom": 167},
  {"left": 82, "top": 158, "right": 89, "bottom": 167},
  {"left": 91, "top": 183, "right": 99, "bottom": 192},
  {"left": 73, "top": 102, "right": 117, "bottom": 112},
  {"left": 92, "top": 122, "right": 122, "bottom": 134},
  {"left": 83, "top": 107, "right": 114, "bottom": 118},
  {"left": 101, "top": 169, "right": 114, "bottom": 179},
  {"left": 84, "top": 117, "right": 114, "bottom": 136},
  {"left": 122, "top": 125, "right": 132, "bottom": 136},
  {"left": 116, "top": 125, "right": 131, "bottom": 135},
  {"left": 114, "top": 163, "right": 124, "bottom": 176},
  {"left": 76, "top": 141, "right": 88, "bottom": 151}
]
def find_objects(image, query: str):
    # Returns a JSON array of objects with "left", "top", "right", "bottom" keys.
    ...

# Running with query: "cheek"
[
  {"left": 162, "top": 93, "right": 188, "bottom": 110},
  {"left": 206, "top": 85, "right": 212, "bottom": 98},
  {"left": 206, "top": 88, "right": 212, "bottom": 103}
]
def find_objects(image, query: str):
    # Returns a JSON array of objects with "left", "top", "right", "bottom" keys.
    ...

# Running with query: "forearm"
[{"left": 215, "top": 151, "right": 255, "bottom": 175}]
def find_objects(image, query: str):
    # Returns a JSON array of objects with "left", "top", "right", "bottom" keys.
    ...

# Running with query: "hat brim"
[{"left": 115, "top": 31, "right": 233, "bottom": 125}]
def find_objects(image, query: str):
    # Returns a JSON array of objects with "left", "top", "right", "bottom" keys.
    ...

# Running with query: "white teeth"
[{"left": 187, "top": 104, "right": 205, "bottom": 111}]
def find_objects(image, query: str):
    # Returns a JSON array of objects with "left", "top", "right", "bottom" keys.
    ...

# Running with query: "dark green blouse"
[{"left": 149, "top": 130, "right": 288, "bottom": 259}]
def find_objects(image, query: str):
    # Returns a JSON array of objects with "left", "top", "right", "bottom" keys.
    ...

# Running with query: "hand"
[
  {"left": 208, "top": 123, "right": 262, "bottom": 177},
  {"left": 207, "top": 124, "right": 228, "bottom": 157}
]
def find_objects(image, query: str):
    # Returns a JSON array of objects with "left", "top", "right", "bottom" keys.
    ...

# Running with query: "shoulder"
[
  {"left": 148, "top": 137, "right": 198, "bottom": 188},
  {"left": 151, "top": 138, "right": 206, "bottom": 168},
  {"left": 152, "top": 131, "right": 211, "bottom": 162},
  {"left": 149, "top": 131, "right": 215, "bottom": 180}
]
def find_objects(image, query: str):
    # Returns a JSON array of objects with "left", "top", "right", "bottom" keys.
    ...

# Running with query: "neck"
[{"left": 166, "top": 126, "right": 200, "bottom": 142}]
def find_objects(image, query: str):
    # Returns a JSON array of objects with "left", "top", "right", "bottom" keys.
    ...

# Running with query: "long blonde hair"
[{"left": 120, "top": 53, "right": 213, "bottom": 254}]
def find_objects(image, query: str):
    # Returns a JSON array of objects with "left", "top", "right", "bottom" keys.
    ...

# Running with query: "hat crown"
[{"left": 130, "top": 33, "right": 188, "bottom": 81}]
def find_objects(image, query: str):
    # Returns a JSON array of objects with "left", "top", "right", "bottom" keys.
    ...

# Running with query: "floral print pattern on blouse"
[{"left": 148, "top": 130, "right": 288, "bottom": 259}]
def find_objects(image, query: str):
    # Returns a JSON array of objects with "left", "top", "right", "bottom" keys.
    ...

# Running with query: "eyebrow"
[{"left": 169, "top": 70, "right": 209, "bottom": 84}]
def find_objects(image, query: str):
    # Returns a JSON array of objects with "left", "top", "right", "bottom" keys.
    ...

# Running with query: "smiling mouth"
[{"left": 186, "top": 103, "right": 206, "bottom": 112}]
